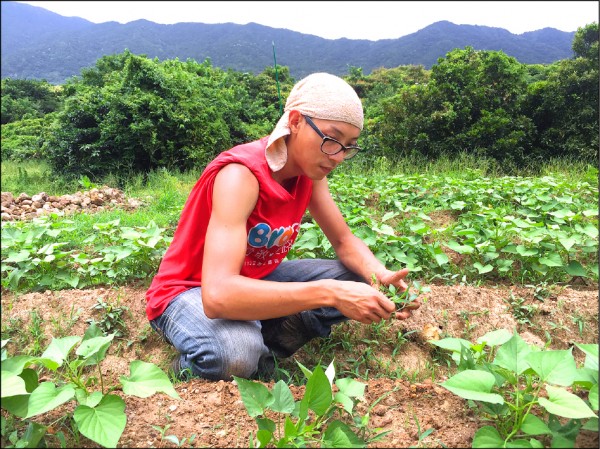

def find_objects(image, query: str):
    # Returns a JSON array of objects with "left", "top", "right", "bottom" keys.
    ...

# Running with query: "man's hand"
[
  {"left": 327, "top": 280, "right": 397, "bottom": 324},
  {"left": 373, "top": 268, "right": 421, "bottom": 320}
]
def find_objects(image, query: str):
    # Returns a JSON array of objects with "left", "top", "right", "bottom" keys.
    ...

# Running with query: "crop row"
[{"left": 1, "top": 172, "right": 598, "bottom": 292}]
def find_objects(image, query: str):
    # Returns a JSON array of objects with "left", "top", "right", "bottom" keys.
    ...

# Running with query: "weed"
[
  {"left": 151, "top": 423, "right": 197, "bottom": 448},
  {"left": 1, "top": 317, "right": 24, "bottom": 348},
  {"left": 50, "top": 304, "right": 82, "bottom": 338},
  {"left": 503, "top": 293, "right": 537, "bottom": 326},
  {"left": 27, "top": 310, "right": 45, "bottom": 355},
  {"left": 371, "top": 274, "right": 428, "bottom": 312},
  {"left": 571, "top": 313, "right": 586, "bottom": 337},
  {"left": 408, "top": 410, "right": 436, "bottom": 448},
  {"left": 458, "top": 310, "right": 479, "bottom": 340},
  {"left": 85, "top": 296, "right": 130, "bottom": 338},
  {"left": 526, "top": 281, "right": 551, "bottom": 302}
]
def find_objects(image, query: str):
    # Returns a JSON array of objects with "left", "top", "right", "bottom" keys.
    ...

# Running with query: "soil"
[{"left": 1, "top": 281, "right": 598, "bottom": 448}]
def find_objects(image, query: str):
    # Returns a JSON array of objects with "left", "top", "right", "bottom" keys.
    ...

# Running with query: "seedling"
[
  {"left": 86, "top": 297, "right": 129, "bottom": 338},
  {"left": 371, "top": 274, "right": 427, "bottom": 311},
  {"left": 429, "top": 330, "right": 598, "bottom": 448},
  {"left": 235, "top": 360, "right": 390, "bottom": 448},
  {"left": 1, "top": 323, "right": 180, "bottom": 448}
]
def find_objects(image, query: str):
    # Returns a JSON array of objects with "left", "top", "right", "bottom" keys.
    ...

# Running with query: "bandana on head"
[{"left": 265, "top": 72, "right": 364, "bottom": 172}]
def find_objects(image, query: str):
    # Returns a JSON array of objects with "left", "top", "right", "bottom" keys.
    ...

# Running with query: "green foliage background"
[{"left": 1, "top": 23, "right": 598, "bottom": 181}]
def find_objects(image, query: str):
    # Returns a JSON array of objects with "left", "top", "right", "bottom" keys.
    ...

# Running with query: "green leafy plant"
[
  {"left": 408, "top": 411, "right": 438, "bottom": 448},
  {"left": 429, "top": 329, "right": 598, "bottom": 448},
  {"left": 503, "top": 293, "right": 537, "bottom": 326},
  {"left": 234, "top": 360, "right": 390, "bottom": 448},
  {"left": 371, "top": 274, "right": 428, "bottom": 311},
  {"left": 151, "top": 422, "right": 197, "bottom": 448},
  {"left": 0, "top": 324, "right": 180, "bottom": 448},
  {"left": 85, "top": 296, "right": 130, "bottom": 338}
]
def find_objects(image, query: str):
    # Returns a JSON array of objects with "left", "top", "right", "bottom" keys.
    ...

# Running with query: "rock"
[
  {"left": 1, "top": 187, "right": 143, "bottom": 221},
  {"left": 422, "top": 323, "right": 441, "bottom": 341},
  {"left": 1, "top": 192, "right": 14, "bottom": 205}
]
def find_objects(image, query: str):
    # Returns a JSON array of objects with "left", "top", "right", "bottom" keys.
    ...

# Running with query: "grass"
[
  {"left": 342, "top": 150, "right": 598, "bottom": 182},
  {"left": 3, "top": 155, "right": 598, "bottom": 199},
  {"left": 1, "top": 159, "right": 78, "bottom": 196}
]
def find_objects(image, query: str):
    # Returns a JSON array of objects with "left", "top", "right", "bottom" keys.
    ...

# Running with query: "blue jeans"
[{"left": 150, "top": 259, "right": 364, "bottom": 380}]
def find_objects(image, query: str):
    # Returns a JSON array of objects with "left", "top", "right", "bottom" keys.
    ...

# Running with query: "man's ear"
[{"left": 288, "top": 110, "right": 302, "bottom": 133}]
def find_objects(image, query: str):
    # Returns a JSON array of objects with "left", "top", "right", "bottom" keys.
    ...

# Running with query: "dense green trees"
[
  {"left": 42, "top": 51, "right": 293, "bottom": 179},
  {"left": 353, "top": 23, "right": 598, "bottom": 170},
  {"left": 524, "top": 23, "right": 599, "bottom": 164},
  {"left": 1, "top": 78, "right": 63, "bottom": 124},
  {"left": 1, "top": 23, "right": 597, "bottom": 179},
  {"left": 367, "top": 48, "right": 536, "bottom": 169}
]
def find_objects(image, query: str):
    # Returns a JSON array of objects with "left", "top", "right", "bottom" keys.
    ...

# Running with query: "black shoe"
[
  {"left": 170, "top": 354, "right": 191, "bottom": 381},
  {"left": 261, "top": 313, "right": 313, "bottom": 358}
]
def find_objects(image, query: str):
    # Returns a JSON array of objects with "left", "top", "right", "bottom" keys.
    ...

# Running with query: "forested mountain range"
[{"left": 1, "top": 1, "right": 579, "bottom": 84}]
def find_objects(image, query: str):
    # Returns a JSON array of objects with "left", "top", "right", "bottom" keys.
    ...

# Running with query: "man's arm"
[
  {"left": 307, "top": 178, "right": 391, "bottom": 282},
  {"left": 201, "top": 164, "right": 397, "bottom": 324},
  {"left": 308, "top": 178, "right": 418, "bottom": 320}
]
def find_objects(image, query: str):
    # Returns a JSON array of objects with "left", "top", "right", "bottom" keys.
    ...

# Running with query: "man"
[{"left": 146, "top": 73, "right": 419, "bottom": 381}]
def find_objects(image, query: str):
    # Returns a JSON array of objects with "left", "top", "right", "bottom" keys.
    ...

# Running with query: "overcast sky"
[{"left": 17, "top": 1, "right": 599, "bottom": 41}]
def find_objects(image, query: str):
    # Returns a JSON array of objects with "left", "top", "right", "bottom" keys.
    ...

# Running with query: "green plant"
[
  {"left": 50, "top": 304, "right": 82, "bottom": 338},
  {"left": 151, "top": 422, "right": 197, "bottom": 448},
  {"left": 86, "top": 296, "right": 130, "bottom": 338},
  {"left": 503, "top": 293, "right": 538, "bottom": 326},
  {"left": 458, "top": 310, "right": 482, "bottom": 340},
  {"left": 408, "top": 411, "right": 437, "bottom": 448},
  {"left": 234, "top": 360, "right": 390, "bottom": 448},
  {"left": 0, "top": 324, "right": 180, "bottom": 448},
  {"left": 26, "top": 310, "right": 45, "bottom": 356},
  {"left": 429, "top": 329, "right": 598, "bottom": 448},
  {"left": 77, "top": 175, "right": 97, "bottom": 190},
  {"left": 371, "top": 274, "right": 429, "bottom": 311},
  {"left": 526, "top": 282, "right": 551, "bottom": 302},
  {"left": 570, "top": 313, "right": 586, "bottom": 338}
]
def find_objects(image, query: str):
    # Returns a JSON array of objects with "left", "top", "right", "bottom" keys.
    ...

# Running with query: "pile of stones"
[{"left": 1, "top": 186, "right": 144, "bottom": 221}]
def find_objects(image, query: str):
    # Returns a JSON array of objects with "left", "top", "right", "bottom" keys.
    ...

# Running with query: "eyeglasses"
[{"left": 303, "top": 115, "right": 362, "bottom": 160}]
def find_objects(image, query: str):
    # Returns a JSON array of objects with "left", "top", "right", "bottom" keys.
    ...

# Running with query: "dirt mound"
[{"left": 1, "top": 283, "right": 597, "bottom": 448}]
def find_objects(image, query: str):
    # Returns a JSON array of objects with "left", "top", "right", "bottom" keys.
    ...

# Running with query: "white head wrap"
[{"left": 265, "top": 72, "right": 364, "bottom": 171}]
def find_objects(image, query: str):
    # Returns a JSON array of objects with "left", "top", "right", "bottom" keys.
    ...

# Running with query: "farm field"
[
  {"left": 2, "top": 283, "right": 597, "bottom": 448},
  {"left": 2, "top": 166, "right": 598, "bottom": 448}
]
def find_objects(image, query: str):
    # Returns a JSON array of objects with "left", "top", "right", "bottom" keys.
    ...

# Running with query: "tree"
[
  {"left": 45, "top": 52, "right": 238, "bottom": 179},
  {"left": 371, "top": 47, "right": 535, "bottom": 168},
  {"left": 43, "top": 50, "right": 298, "bottom": 181},
  {"left": 572, "top": 22, "right": 599, "bottom": 64},
  {"left": 524, "top": 23, "right": 599, "bottom": 163},
  {"left": 1, "top": 78, "right": 63, "bottom": 124}
]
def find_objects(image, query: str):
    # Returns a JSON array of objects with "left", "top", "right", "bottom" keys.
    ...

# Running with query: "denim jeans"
[{"left": 149, "top": 259, "right": 364, "bottom": 380}]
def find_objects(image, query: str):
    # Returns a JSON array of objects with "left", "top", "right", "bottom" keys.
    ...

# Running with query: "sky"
[{"left": 16, "top": 1, "right": 599, "bottom": 41}]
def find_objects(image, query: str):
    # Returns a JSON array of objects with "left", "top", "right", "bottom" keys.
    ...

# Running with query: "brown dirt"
[{"left": 1, "top": 282, "right": 598, "bottom": 448}]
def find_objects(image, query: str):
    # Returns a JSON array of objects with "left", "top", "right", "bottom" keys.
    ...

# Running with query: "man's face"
[{"left": 298, "top": 115, "right": 361, "bottom": 179}]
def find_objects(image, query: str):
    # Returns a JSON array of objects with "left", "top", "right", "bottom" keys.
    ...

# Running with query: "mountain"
[{"left": 1, "top": 1, "right": 578, "bottom": 84}]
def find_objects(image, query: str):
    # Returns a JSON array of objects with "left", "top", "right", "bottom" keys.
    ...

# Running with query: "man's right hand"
[{"left": 324, "top": 279, "right": 397, "bottom": 324}]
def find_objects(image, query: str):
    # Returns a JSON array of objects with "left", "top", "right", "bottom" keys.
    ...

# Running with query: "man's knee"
[{"left": 186, "top": 331, "right": 267, "bottom": 380}]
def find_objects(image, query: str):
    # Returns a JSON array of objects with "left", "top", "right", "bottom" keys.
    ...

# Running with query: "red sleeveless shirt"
[{"left": 145, "top": 136, "right": 313, "bottom": 320}]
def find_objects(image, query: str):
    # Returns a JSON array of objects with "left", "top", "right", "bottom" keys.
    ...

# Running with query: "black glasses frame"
[{"left": 302, "top": 115, "right": 361, "bottom": 160}]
